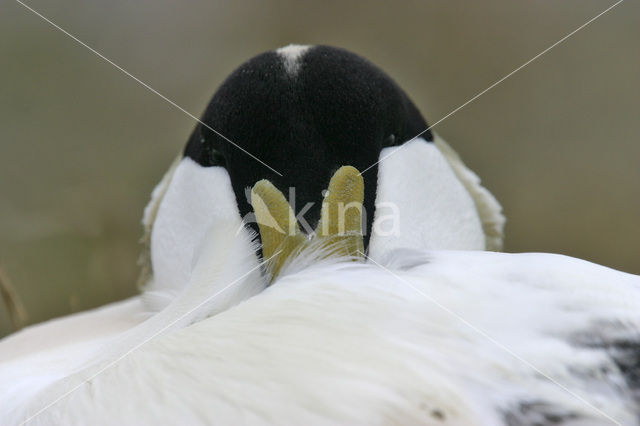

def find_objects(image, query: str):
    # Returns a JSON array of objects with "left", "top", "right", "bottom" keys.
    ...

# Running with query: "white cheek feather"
[
  {"left": 369, "top": 138, "right": 488, "bottom": 260},
  {"left": 432, "top": 134, "right": 505, "bottom": 251},
  {"left": 5, "top": 247, "right": 639, "bottom": 425},
  {"left": 137, "top": 154, "right": 181, "bottom": 290},
  {"left": 145, "top": 157, "right": 243, "bottom": 311}
]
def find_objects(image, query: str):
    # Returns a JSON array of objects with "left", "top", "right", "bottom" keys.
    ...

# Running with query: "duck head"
[{"left": 141, "top": 45, "right": 504, "bottom": 292}]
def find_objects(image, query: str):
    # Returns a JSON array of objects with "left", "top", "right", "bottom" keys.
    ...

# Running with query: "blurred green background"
[{"left": 1, "top": 0, "right": 638, "bottom": 337}]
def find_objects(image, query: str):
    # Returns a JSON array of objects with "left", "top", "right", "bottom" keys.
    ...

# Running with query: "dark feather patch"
[
  {"left": 572, "top": 320, "right": 640, "bottom": 412},
  {"left": 503, "top": 401, "right": 580, "bottom": 426}
]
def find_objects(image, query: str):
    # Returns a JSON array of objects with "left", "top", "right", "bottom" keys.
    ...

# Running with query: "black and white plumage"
[{"left": 0, "top": 45, "right": 638, "bottom": 425}]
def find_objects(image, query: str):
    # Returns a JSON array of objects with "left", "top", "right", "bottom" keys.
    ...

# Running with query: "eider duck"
[{"left": 1, "top": 45, "right": 638, "bottom": 425}]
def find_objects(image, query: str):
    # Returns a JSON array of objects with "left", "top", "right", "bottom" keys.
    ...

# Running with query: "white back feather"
[{"left": 10, "top": 250, "right": 638, "bottom": 425}]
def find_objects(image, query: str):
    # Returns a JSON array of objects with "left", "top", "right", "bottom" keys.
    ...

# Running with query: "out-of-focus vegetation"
[{"left": 1, "top": 0, "right": 639, "bottom": 336}]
